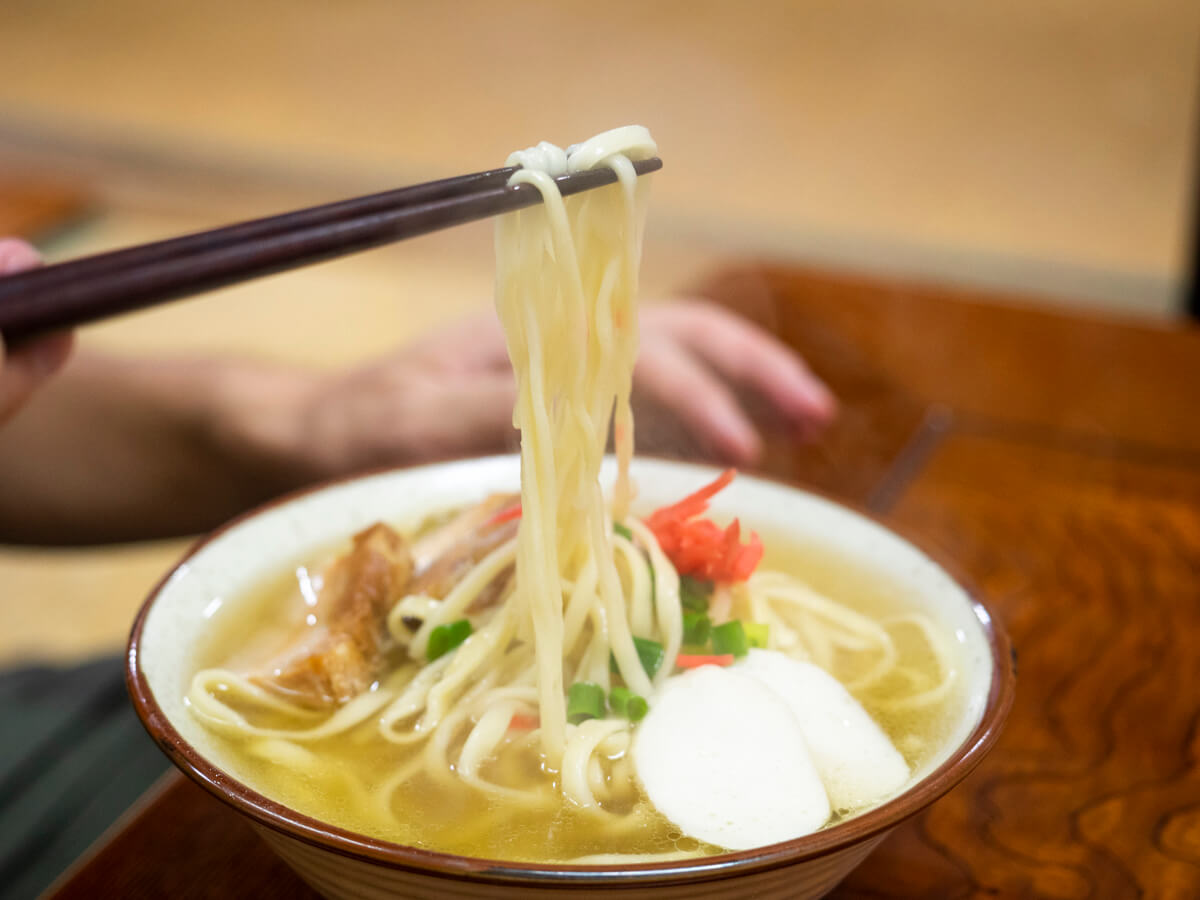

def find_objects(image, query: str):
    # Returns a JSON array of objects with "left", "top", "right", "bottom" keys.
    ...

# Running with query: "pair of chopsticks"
[{"left": 0, "top": 157, "right": 662, "bottom": 345}]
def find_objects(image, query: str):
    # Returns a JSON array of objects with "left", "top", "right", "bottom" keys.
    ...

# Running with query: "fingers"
[
  {"left": 421, "top": 372, "right": 519, "bottom": 456},
  {"left": 0, "top": 238, "right": 42, "bottom": 274},
  {"left": 310, "top": 367, "right": 520, "bottom": 475},
  {"left": 0, "top": 331, "right": 75, "bottom": 422},
  {"left": 407, "top": 312, "right": 512, "bottom": 373},
  {"left": 0, "top": 239, "right": 71, "bottom": 423},
  {"left": 635, "top": 338, "right": 762, "bottom": 464},
  {"left": 643, "top": 302, "right": 837, "bottom": 430}
]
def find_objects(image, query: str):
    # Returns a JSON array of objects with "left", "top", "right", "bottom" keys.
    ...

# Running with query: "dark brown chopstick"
[
  {"left": 19, "top": 167, "right": 519, "bottom": 292},
  {"left": 0, "top": 157, "right": 662, "bottom": 344}
]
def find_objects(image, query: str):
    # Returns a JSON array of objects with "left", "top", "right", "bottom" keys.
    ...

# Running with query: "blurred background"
[{"left": 0, "top": 0, "right": 1198, "bottom": 658}]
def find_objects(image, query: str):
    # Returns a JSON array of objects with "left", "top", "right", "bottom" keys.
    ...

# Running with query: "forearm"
[
  {"left": 0, "top": 304, "right": 836, "bottom": 544},
  {"left": 0, "top": 349, "right": 321, "bottom": 544}
]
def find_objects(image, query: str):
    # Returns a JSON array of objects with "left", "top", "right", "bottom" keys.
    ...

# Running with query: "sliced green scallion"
[
  {"left": 682, "top": 611, "right": 712, "bottom": 647},
  {"left": 625, "top": 695, "right": 649, "bottom": 721},
  {"left": 633, "top": 636, "right": 666, "bottom": 678},
  {"left": 608, "top": 686, "right": 650, "bottom": 722},
  {"left": 613, "top": 522, "right": 633, "bottom": 540},
  {"left": 567, "top": 681, "right": 606, "bottom": 724},
  {"left": 679, "top": 576, "right": 713, "bottom": 613},
  {"left": 744, "top": 622, "right": 770, "bottom": 649},
  {"left": 610, "top": 637, "right": 666, "bottom": 679},
  {"left": 426, "top": 619, "right": 472, "bottom": 662},
  {"left": 711, "top": 620, "right": 749, "bottom": 658},
  {"left": 609, "top": 685, "right": 634, "bottom": 714}
]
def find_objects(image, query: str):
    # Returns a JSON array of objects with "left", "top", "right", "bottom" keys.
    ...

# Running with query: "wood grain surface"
[
  {"left": 876, "top": 434, "right": 1200, "bottom": 898},
  {"left": 47, "top": 264, "right": 1200, "bottom": 898}
]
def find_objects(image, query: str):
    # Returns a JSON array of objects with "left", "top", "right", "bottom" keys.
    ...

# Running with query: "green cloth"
[{"left": 0, "top": 658, "right": 169, "bottom": 900}]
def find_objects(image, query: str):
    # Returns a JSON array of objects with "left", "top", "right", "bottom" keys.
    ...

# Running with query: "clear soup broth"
[{"left": 188, "top": 521, "right": 965, "bottom": 862}]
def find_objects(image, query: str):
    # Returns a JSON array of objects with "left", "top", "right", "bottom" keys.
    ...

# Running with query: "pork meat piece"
[{"left": 256, "top": 523, "right": 412, "bottom": 708}]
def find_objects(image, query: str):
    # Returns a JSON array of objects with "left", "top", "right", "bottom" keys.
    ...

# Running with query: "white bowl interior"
[{"left": 140, "top": 456, "right": 993, "bottom": 817}]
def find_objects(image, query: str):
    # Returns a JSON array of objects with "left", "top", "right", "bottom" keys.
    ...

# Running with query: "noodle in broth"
[{"left": 185, "top": 127, "right": 961, "bottom": 862}]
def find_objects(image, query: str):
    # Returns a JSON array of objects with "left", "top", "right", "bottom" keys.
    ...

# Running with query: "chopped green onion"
[
  {"left": 567, "top": 682, "right": 606, "bottom": 724},
  {"left": 610, "top": 637, "right": 666, "bottom": 679},
  {"left": 613, "top": 522, "right": 633, "bottom": 540},
  {"left": 682, "top": 611, "right": 711, "bottom": 647},
  {"left": 679, "top": 576, "right": 713, "bottom": 613},
  {"left": 633, "top": 636, "right": 666, "bottom": 678},
  {"left": 744, "top": 622, "right": 770, "bottom": 649},
  {"left": 426, "top": 619, "right": 472, "bottom": 661},
  {"left": 608, "top": 686, "right": 649, "bottom": 722},
  {"left": 627, "top": 695, "right": 649, "bottom": 722},
  {"left": 609, "top": 685, "right": 633, "bottom": 714},
  {"left": 711, "top": 620, "right": 749, "bottom": 658}
]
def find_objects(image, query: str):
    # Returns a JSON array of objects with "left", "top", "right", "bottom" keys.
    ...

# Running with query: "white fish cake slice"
[
  {"left": 633, "top": 665, "right": 830, "bottom": 851},
  {"left": 740, "top": 649, "right": 910, "bottom": 814}
]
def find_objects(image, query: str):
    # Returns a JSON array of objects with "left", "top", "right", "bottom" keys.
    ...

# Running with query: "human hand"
[
  {"left": 295, "top": 314, "right": 521, "bottom": 476},
  {"left": 0, "top": 239, "right": 74, "bottom": 425},
  {"left": 635, "top": 302, "right": 836, "bottom": 462},
  {"left": 294, "top": 301, "right": 834, "bottom": 476}
]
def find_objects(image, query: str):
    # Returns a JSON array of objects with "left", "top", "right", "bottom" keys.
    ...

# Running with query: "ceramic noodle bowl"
[{"left": 128, "top": 456, "right": 1015, "bottom": 899}]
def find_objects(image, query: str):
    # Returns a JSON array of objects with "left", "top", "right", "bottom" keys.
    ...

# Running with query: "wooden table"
[{"left": 46, "top": 265, "right": 1200, "bottom": 898}]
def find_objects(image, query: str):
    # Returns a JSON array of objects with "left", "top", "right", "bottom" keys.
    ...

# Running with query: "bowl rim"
[{"left": 126, "top": 455, "right": 1015, "bottom": 886}]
